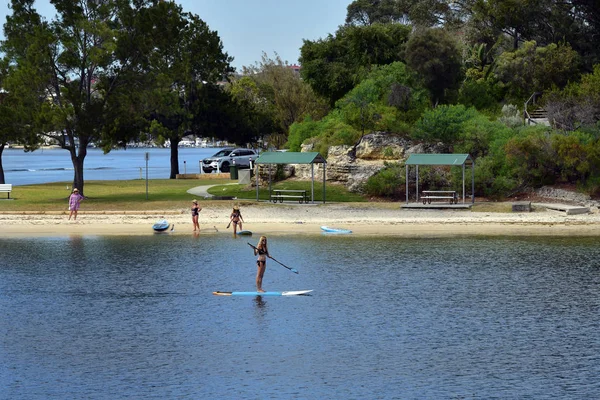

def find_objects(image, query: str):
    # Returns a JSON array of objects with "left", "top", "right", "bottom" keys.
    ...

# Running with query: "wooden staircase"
[{"left": 524, "top": 92, "right": 550, "bottom": 126}]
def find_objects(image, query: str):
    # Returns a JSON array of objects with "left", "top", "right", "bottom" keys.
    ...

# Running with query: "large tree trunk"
[
  {"left": 0, "top": 143, "right": 5, "bottom": 184},
  {"left": 169, "top": 137, "right": 180, "bottom": 179},
  {"left": 69, "top": 141, "right": 88, "bottom": 195}
]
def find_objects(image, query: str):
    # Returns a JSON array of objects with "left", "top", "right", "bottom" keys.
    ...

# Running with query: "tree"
[
  {"left": 345, "top": 0, "right": 406, "bottom": 26},
  {"left": 404, "top": 28, "right": 463, "bottom": 105},
  {"left": 141, "top": 1, "right": 233, "bottom": 178},
  {"left": 345, "top": 0, "right": 461, "bottom": 27},
  {"left": 2, "top": 0, "right": 153, "bottom": 195},
  {"left": 241, "top": 53, "right": 328, "bottom": 142},
  {"left": 494, "top": 41, "right": 580, "bottom": 101},
  {"left": 228, "top": 75, "right": 278, "bottom": 147},
  {"left": 300, "top": 23, "right": 411, "bottom": 106}
]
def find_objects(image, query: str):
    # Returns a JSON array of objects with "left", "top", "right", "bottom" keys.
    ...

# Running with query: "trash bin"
[{"left": 230, "top": 165, "right": 238, "bottom": 180}]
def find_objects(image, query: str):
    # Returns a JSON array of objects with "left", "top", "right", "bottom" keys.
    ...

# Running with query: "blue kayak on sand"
[
  {"left": 213, "top": 290, "right": 313, "bottom": 296},
  {"left": 152, "top": 219, "right": 170, "bottom": 232}
]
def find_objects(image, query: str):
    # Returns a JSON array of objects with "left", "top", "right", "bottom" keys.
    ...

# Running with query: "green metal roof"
[
  {"left": 405, "top": 153, "right": 473, "bottom": 166},
  {"left": 255, "top": 151, "right": 325, "bottom": 164}
]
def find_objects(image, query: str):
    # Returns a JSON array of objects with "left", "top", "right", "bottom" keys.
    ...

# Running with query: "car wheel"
[{"left": 220, "top": 162, "right": 230, "bottom": 172}]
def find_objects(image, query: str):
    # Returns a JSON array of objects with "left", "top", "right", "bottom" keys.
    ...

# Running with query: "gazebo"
[
  {"left": 405, "top": 153, "right": 475, "bottom": 204},
  {"left": 254, "top": 152, "right": 327, "bottom": 203}
]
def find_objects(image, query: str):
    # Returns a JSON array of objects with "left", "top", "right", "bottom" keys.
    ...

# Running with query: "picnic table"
[
  {"left": 421, "top": 190, "right": 458, "bottom": 204},
  {"left": 270, "top": 189, "right": 309, "bottom": 204}
]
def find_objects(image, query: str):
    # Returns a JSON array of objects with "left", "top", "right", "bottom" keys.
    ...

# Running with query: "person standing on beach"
[
  {"left": 229, "top": 206, "right": 244, "bottom": 235},
  {"left": 68, "top": 188, "right": 84, "bottom": 220},
  {"left": 253, "top": 236, "right": 270, "bottom": 293},
  {"left": 191, "top": 200, "right": 201, "bottom": 231}
]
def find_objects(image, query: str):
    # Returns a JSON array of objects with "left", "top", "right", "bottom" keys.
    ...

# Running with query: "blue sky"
[{"left": 0, "top": 0, "right": 350, "bottom": 71}]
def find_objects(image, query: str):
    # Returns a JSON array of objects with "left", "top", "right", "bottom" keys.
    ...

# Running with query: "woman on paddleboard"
[
  {"left": 254, "top": 236, "right": 270, "bottom": 293},
  {"left": 191, "top": 200, "right": 201, "bottom": 232}
]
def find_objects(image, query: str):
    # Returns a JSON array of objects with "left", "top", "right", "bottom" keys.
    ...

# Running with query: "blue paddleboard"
[
  {"left": 213, "top": 290, "right": 313, "bottom": 296},
  {"left": 236, "top": 230, "right": 252, "bottom": 236},
  {"left": 320, "top": 226, "right": 352, "bottom": 234}
]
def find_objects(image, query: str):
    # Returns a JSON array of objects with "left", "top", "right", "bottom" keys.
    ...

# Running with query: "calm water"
[
  {"left": 2, "top": 147, "right": 226, "bottom": 186},
  {"left": 1, "top": 234, "right": 599, "bottom": 399}
]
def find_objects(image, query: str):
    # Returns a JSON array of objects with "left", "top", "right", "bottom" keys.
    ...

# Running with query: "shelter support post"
[
  {"left": 255, "top": 163, "right": 259, "bottom": 201},
  {"left": 472, "top": 161, "right": 475, "bottom": 204},
  {"left": 311, "top": 163, "right": 314, "bottom": 203},
  {"left": 462, "top": 164, "right": 465, "bottom": 204},
  {"left": 323, "top": 161, "right": 326, "bottom": 203},
  {"left": 416, "top": 165, "right": 419, "bottom": 203},
  {"left": 405, "top": 165, "right": 409, "bottom": 204}
]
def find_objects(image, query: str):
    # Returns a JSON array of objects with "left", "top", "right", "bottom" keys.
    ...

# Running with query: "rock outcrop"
[{"left": 295, "top": 132, "right": 444, "bottom": 192}]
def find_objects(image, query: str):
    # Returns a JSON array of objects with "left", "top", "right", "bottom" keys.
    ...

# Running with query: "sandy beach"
[{"left": 2, "top": 202, "right": 600, "bottom": 237}]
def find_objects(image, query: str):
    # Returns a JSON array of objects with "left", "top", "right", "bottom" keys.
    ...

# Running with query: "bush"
[
  {"left": 364, "top": 162, "right": 406, "bottom": 198},
  {"left": 413, "top": 104, "right": 479, "bottom": 145}
]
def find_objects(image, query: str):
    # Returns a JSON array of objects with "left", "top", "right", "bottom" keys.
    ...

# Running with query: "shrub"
[{"left": 364, "top": 162, "right": 406, "bottom": 198}]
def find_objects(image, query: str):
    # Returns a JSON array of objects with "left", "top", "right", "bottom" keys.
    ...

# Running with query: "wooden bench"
[
  {"left": 0, "top": 183, "right": 13, "bottom": 199},
  {"left": 421, "top": 190, "right": 457, "bottom": 204},
  {"left": 270, "top": 189, "right": 308, "bottom": 204}
]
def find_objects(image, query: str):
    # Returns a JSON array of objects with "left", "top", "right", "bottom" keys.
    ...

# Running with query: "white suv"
[{"left": 202, "top": 148, "right": 258, "bottom": 173}]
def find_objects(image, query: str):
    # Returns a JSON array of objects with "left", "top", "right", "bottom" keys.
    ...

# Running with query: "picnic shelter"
[{"left": 254, "top": 151, "right": 327, "bottom": 203}]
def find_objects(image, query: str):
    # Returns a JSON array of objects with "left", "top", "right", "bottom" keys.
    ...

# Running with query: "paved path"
[
  {"left": 186, "top": 183, "right": 238, "bottom": 199},
  {"left": 186, "top": 184, "right": 213, "bottom": 198}
]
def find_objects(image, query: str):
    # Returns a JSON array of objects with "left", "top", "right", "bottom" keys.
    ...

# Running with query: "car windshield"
[{"left": 212, "top": 149, "right": 232, "bottom": 157}]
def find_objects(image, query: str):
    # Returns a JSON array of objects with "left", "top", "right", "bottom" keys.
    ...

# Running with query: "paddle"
[
  {"left": 247, "top": 242, "right": 299, "bottom": 274},
  {"left": 170, "top": 224, "right": 175, "bottom": 232},
  {"left": 226, "top": 221, "right": 231, "bottom": 229}
]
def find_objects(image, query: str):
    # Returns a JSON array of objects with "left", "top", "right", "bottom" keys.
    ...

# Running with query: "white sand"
[{"left": 1, "top": 202, "right": 600, "bottom": 237}]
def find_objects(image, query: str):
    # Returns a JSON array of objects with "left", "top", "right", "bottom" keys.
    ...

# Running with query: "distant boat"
[{"left": 152, "top": 219, "right": 171, "bottom": 232}]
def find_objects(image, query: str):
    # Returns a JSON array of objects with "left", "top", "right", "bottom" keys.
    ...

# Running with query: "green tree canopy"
[
  {"left": 299, "top": 23, "right": 411, "bottom": 106},
  {"left": 241, "top": 52, "right": 328, "bottom": 145},
  {"left": 1, "top": 0, "right": 157, "bottom": 194},
  {"left": 137, "top": 1, "right": 233, "bottom": 178},
  {"left": 494, "top": 41, "right": 580, "bottom": 101},
  {"left": 404, "top": 28, "right": 463, "bottom": 105}
]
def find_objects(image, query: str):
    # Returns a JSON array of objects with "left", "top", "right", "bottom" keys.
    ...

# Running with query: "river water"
[
  {"left": 2, "top": 147, "right": 226, "bottom": 186},
  {"left": 1, "top": 234, "right": 599, "bottom": 399}
]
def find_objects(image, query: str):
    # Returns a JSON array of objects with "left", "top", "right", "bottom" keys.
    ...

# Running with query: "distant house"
[{"left": 288, "top": 64, "right": 301, "bottom": 75}]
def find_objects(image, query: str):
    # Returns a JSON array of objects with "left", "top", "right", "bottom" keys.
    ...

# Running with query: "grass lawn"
[
  {"left": 1, "top": 178, "right": 367, "bottom": 212},
  {"left": 1, "top": 179, "right": 230, "bottom": 212},
  {"left": 207, "top": 180, "right": 367, "bottom": 202}
]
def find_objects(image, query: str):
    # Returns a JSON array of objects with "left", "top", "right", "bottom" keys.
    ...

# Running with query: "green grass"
[
  {"left": 1, "top": 179, "right": 230, "bottom": 212},
  {"left": 207, "top": 179, "right": 367, "bottom": 202},
  {"left": 1, "top": 178, "right": 367, "bottom": 211}
]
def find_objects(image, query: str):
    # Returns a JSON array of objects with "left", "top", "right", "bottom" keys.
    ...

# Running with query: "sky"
[{"left": 0, "top": 0, "right": 351, "bottom": 71}]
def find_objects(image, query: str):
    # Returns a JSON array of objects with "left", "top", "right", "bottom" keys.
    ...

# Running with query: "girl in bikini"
[
  {"left": 229, "top": 206, "right": 244, "bottom": 235},
  {"left": 253, "top": 236, "right": 270, "bottom": 293},
  {"left": 191, "top": 200, "right": 201, "bottom": 231}
]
